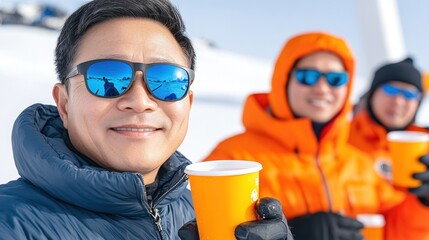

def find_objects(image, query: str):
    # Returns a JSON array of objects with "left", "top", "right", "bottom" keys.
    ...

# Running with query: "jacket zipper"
[
  {"left": 144, "top": 173, "right": 189, "bottom": 239},
  {"left": 149, "top": 204, "right": 163, "bottom": 232},
  {"left": 315, "top": 147, "right": 333, "bottom": 211}
]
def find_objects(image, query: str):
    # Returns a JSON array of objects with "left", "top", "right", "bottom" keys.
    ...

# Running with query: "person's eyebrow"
[
  {"left": 92, "top": 54, "right": 179, "bottom": 64},
  {"left": 93, "top": 53, "right": 130, "bottom": 60},
  {"left": 146, "top": 56, "right": 178, "bottom": 63}
]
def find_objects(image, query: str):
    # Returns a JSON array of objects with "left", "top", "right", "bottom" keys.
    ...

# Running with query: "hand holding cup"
[{"left": 387, "top": 131, "right": 429, "bottom": 188}]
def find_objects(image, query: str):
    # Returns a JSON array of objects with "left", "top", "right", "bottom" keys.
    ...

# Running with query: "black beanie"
[
  {"left": 366, "top": 57, "right": 423, "bottom": 131},
  {"left": 369, "top": 57, "right": 422, "bottom": 94}
]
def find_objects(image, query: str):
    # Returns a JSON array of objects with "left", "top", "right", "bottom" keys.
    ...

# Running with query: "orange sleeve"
[
  {"left": 384, "top": 193, "right": 429, "bottom": 240},
  {"left": 203, "top": 141, "right": 243, "bottom": 162}
]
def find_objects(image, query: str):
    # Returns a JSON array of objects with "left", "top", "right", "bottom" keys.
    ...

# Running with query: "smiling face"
[
  {"left": 371, "top": 81, "right": 420, "bottom": 129},
  {"left": 53, "top": 18, "right": 193, "bottom": 183},
  {"left": 287, "top": 51, "right": 348, "bottom": 123}
]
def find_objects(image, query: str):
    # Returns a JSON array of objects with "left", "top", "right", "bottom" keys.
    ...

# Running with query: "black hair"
[{"left": 55, "top": 0, "right": 195, "bottom": 84}]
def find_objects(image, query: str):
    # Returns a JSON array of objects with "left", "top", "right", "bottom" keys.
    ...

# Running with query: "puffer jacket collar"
[
  {"left": 350, "top": 110, "right": 388, "bottom": 150},
  {"left": 242, "top": 93, "right": 349, "bottom": 156},
  {"left": 12, "top": 104, "right": 191, "bottom": 217}
]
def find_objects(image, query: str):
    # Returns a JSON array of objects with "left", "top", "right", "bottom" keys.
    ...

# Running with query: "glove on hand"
[
  {"left": 178, "top": 197, "right": 292, "bottom": 240},
  {"left": 288, "top": 211, "right": 364, "bottom": 240},
  {"left": 409, "top": 154, "right": 429, "bottom": 205},
  {"left": 178, "top": 219, "right": 199, "bottom": 240}
]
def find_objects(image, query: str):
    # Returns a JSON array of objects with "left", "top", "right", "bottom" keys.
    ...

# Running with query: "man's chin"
[
  {"left": 385, "top": 121, "right": 408, "bottom": 130},
  {"left": 309, "top": 116, "right": 331, "bottom": 123}
]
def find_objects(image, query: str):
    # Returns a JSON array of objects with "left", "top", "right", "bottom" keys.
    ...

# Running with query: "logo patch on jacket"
[{"left": 374, "top": 158, "right": 392, "bottom": 181}]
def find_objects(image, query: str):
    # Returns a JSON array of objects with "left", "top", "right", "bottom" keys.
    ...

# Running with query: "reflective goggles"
[
  {"left": 66, "top": 59, "right": 194, "bottom": 101},
  {"left": 381, "top": 83, "right": 421, "bottom": 100},
  {"left": 294, "top": 68, "right": 349, "bottom": 87}
]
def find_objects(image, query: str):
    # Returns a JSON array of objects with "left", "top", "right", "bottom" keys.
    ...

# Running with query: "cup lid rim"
[
  {"left": 356, "top": 214, "right": 385, "bottom": 226},
  {"left": 185, "top": 160, "right": 262, "bottom": 176},
  {"left": 387, "top": 131, "right": 429, "bottom": 142}
]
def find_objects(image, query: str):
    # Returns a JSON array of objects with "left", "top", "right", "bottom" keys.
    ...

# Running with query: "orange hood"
[
  {"left": 268, "top": 31, "right": 355, "bottom": 121},
  {"left": 241, "top": 32, "right": 356, "bottom": 154}
]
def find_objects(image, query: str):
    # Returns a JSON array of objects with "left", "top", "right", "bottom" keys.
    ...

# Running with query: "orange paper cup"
[
  {"left": 185, "top": 160, "right": 262, "bottom": 240},
  {"left": 357, "top": 214, "right": 385, "bottom": 240},
  {"left": 387, "top": 131, "right": 429, "bottom": 188}
]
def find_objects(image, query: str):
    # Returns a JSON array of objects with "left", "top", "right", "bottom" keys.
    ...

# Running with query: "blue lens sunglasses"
[
  {"left": 66, "top": 59, "right": 195, "bottom": 101},
  {"left": 294, "top": 68, "right": 349, "bottom": 87},
  {"left": 381, "top": 83, "right": 421, "bottom": 100}
]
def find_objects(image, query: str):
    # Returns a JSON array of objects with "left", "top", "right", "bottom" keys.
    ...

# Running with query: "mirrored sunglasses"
[
  {"left": 382, "top": 83, "right": 421, "bottom": 100},
  {"left": 294, "top": 68, "right": 349, "bottom": 88},
  {"left": 66, "top": 59, "right": 194, "bottom": 101}
]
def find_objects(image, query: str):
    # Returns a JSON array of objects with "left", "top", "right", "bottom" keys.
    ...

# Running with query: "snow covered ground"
[{"left": 1, "top": 25, "right": 428, "bottom": 184}]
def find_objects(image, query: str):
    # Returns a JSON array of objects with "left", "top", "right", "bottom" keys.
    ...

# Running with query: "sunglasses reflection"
[
  {"left": 149, "top": 84, "right": 178, "bottom": 100},
  {"left": 103, "top": 77, "right": 120, "bottom": 97},
  {"left": 99, "top": 76, "right": 179, "bottom": 100}
]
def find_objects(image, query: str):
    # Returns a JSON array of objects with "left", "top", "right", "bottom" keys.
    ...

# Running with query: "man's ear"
[
  {"left": 52, "top": 83, "right": 69, "bottom": 129},
  {"left": 188, "top": 90, "right": 194, "bottom": 107}
]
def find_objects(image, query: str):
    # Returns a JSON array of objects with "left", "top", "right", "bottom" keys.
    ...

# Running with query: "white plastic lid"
[
  {"left": 356, "top": 214, "right": 385, "bottom": 227},
  {"left": 387, "top": 131, "right": 429, "bottom": 142},
  {"left": 185, "top": 160, "right": 262, "bottom": 176}
]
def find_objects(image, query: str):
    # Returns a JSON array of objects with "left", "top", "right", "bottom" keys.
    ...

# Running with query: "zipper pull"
[{"left": 151, "top": 207, "right": 163, "bottom": 232}]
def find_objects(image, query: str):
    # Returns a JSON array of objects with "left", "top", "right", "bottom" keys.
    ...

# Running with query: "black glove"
[
  {"left": 409, "top": 154, "right": 429, "bottom": 205},
  {"left": 178, "top": 197, "right": 292, "bottom": 240},
  {"left": 288, "top": 212, "right": 364, "bottom": 240},
  {"left": 178, "top": 219, "right": 199, "bottom": 240}
]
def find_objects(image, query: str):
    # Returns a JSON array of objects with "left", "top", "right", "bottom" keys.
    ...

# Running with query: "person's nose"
[
  {"left": 116, "top": 71, "right": 158, "bottom": 112},
  {"left": 312, "top": 75, "right": 331, "bottom": 92},
  {"left": 391, "top": 93, "right": 407, "bottom": 105}
]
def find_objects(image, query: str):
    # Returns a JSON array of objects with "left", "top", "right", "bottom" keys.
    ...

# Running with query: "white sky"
[
  {"left": 169, "top": 1, "right": 429, "bottom": 77},
  {"left": 2, "top": 0, "right": 428, "bottom": 74}
]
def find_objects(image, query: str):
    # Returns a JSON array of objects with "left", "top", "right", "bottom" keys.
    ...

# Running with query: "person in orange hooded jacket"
[
  {"left": 203, "top": 31, "right": 429, "bottom": 240},
  {"left": 349, "top": 57, "right": 429, "bottom": 239}
]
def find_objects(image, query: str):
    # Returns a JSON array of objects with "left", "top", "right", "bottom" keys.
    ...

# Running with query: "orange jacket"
[
  {"left": 349, "top": 109, "right": 429, "bottom": 240},
  {"left": 203, "top": 32, "right": 423, "bottom": 240}
]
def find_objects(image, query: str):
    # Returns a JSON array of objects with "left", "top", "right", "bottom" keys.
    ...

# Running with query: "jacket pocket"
[{"left": 346, "top": 183, "right": 378, "bottom": 216}]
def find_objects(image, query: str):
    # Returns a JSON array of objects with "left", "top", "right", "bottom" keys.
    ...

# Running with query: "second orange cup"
[{"left": 387, "top": 131, "right": 429, "bottom": 188}]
